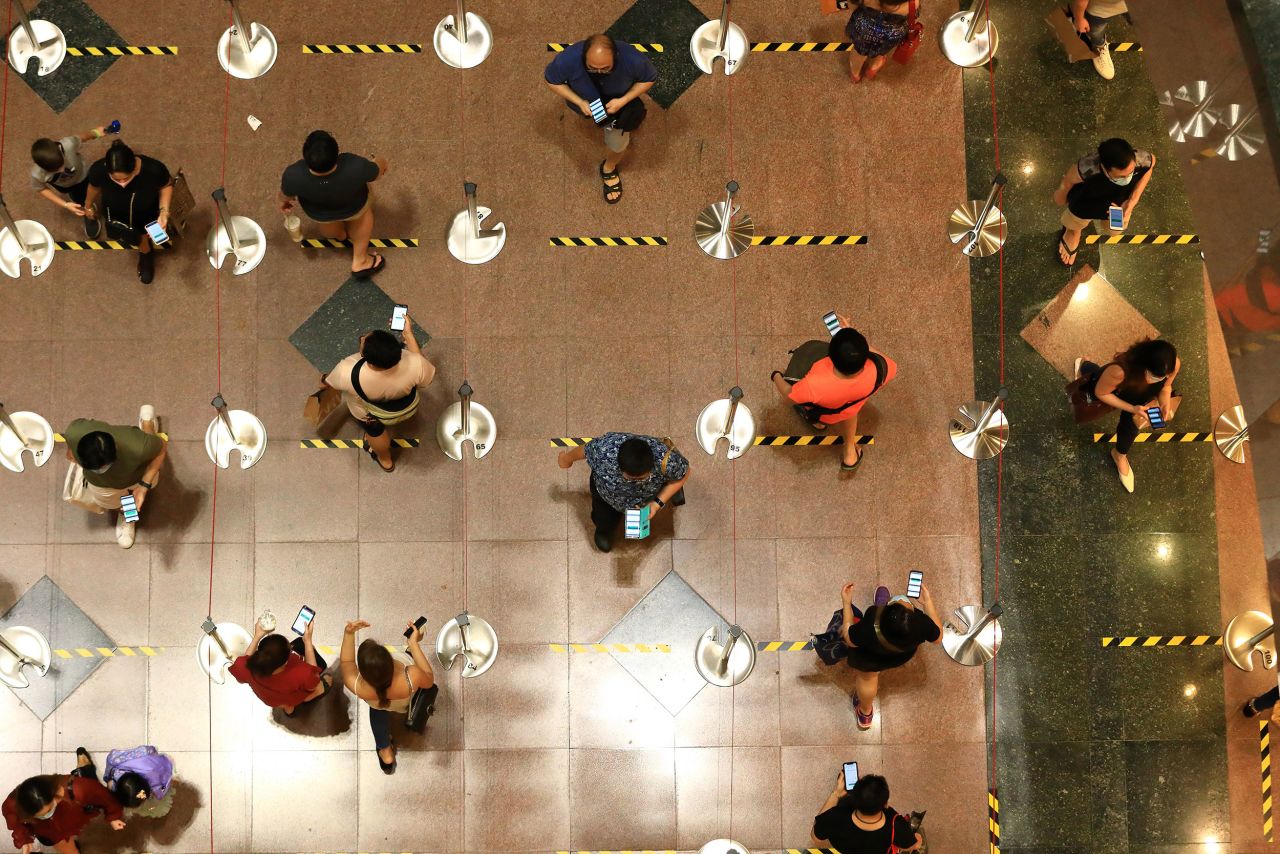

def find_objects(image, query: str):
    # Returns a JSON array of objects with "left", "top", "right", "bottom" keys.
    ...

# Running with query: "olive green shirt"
[{"left": 63, "top": 418, "right": 164, "bottom": 489}]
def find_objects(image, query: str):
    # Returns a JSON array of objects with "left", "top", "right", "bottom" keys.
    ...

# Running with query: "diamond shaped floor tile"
[
  {"left": 288, "top": 276, "right": 431, "bottom": 374},
  {"left": 2, "top": 0, "right": 121, "bottom": 112},
  {"left": 602, "top": 569, "right": 729, "bottom": 715},
  {"left": 607, "top": 0, "right": 710, "bottom": 109},
  {"left": 2, "top": 576, "right": 112, "bottom": 720}
]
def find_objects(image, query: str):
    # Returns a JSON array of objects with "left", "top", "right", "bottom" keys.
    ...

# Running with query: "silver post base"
[
  {"left": 695, "top": 397, "right": 756, "bottom": 459},
  {"left": 0, "top": 626, "right": 51, "bottom": 689},
  {"left": 7, "top": 19, "right": 66, "bottom": 76},
  {"left": 447, "top": 206, "right": 506, "bottom": 264},
  {"left": 1214, "top": 404, "right": 1249, "bottom": 464},
  {"left": 205, "top": 409, "right": 267, "bottom": 469},
  {"left": 689, "top": 20, "right": 749, "bottom": 75},
  {"left": 694, "top": 627, "right": 757, "bottom": 687},
  {"left": 1224, "top": 610, "right": 1275, "bottom": 672},
  {"left": 1218, "top": 105, "right": 1263, "bottom": 161},
  {"left": 698, "top": 840, "right": 751, "bottom": 854},
  {"left": 196, "top": 621, "right": 252, "bottom": 684},
  {"left": 206, "top": 215, "right": 267, "bottom": 275},
  {"left": 694, "top": 200, "right": 754, "bottom": 260},
  {"left": 942, "top": 605, "right": 1002, "bottom": 665},
  {"left": 0, "top": 411, "right": 54, "bottom": 473},
  {"left": 949, "top": 399, "right": 1009, "bottom": 460},
  {"left": 217, "top": 21, "right": 278, "bottom": 79},
  {"left": 436, "top": 400, "right": 497, "bottom": 460},
  {"left": 433, "top": 12, "right": 493, "bottom": 68},
  {"left": 435, "top": 615, "right": 499, "bottom": 677},
  {"left": 939, "top": 10, "right": 998, "bottom": 68},
  {"left": 0, "top": 220, "right": 54, "bottom": 278},
  {"left": 948, "top": 200, "right": 1007, "bottom": 258}
]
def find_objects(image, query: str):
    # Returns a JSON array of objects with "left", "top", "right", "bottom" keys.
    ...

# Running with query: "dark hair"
[
  {"left": 76, "top": 431, "right": 117, "bottom": 470},
  {"left": 361, "top": 329, "right": 403, "bottom": 370},
  {"left": 1097, "top": 137, "right": 1137, "bottom": 172},
  {"left": 15, "top": 775, "right": 60, "bottom": 818},
  {"left": 585, "top": 33, "right": 615, "bottom": 56},
  {"left": 617, "top": 438, "right": 654, "bottom": 477},
  {"left": 247, "top": 634, "right": 291, "bottom": 677},
  {"left": 1116, "top": 338, "right": 1177, "bottom": 378},
  {"left": 303, "top": 130, "right": 339, "bottom": 173},
  {"left": 840, "top": 774, "right": 891, "bottom": 815},
  {"left": 112, "top": 772, "right": 150, "bottom": 808},
  {"left": 829, "top": 327, "right": 870, "bottom": 375},
  {"left": 104, "top": 139, "right": 137, "bottom": 176},
  {"left": 357, "top": 639, "right": 394, "bottom": 709},
  {"left": 879, "top": 603, "right": 932, "bottom": 650},
  {"left": 31, "top": 138, "right": 63, "bottom": 172}
]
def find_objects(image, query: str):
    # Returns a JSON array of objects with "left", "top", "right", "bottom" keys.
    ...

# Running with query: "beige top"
[
  {"left": 1085, "top": 0, "right": 1128, "bottom": 17},
  {"left": 327, "top": 351, "right": 436, "bottom": 420},
  {"left": 355, "top": 650, "right": 415, "bottom": 714}
]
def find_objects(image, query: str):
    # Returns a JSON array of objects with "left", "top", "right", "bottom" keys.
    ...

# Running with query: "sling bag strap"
[
  {"left": 349, "top": 358, "right": 418, "bottom": 416},
  {"left": 800, "top": 351, "right": 890, "bottom": 418},
  {"left": 870, "top": 605, "right": 906, "bottom": 655}
]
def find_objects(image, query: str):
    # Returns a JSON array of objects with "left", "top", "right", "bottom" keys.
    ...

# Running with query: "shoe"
[
  {"left": 83, "top": 215, "right": 102, "bottom": 240},
  {"left": 137, "top": 251, "right": 155, "bottom": 284},
  {"left": 377, "top": 739, "right": 397, "bottom": 775},
  {"left": 138, "top": 404, "right": 155, "bottom": 431},
  {"left": 75, "top": 746, "right": 93, "bottom": 767},
  {"left": 874, "top": 586, "right": 890, "bottom": 607},
  {"left": 1073, "top": 358, "right": 1083, "bottom": 381},
  {"left": 593, "top": 528, "right": 614, "bottom": 553},
  {"left": 1111, "top": 449, "right": 1134, "bottom": 493},
  {"left": 1244, "top": 698, "right": 1261, "bottom": 718},
  {"left": 116, "top": 514, "right": 136, "bottom": 548},
  {"left": 852, "top": 696, "right": 874, "bottom": 730},
  {"left": 1091, "top": 42, "right": 1115, "bottom": 80}
]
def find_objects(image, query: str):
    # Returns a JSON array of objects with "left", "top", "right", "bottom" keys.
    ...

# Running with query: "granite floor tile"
[
  {"left": 251, "top": 750, "right": 357, "bottom": 851},
  {"left": 466, "top": 540, "right": 569, "bottom": 643},
  {"left": 568, "top": 748, "right": 676, "bottom": 849},
  {"left": 464, "top": 749, "right": 570, "bottom": 850},
  {"left": 464, "top": 643, "right": 569, "bottom": 749}
]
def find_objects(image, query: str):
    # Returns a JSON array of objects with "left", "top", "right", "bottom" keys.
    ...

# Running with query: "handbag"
[
  {"left": 892, "top": 0, "right": 923, "bottom": 64},
  {"left": 304, "top": 379, "right": 343, "bottom": 427},
  {"left": 1064, "top": 363, "right": 1113, "bottom": 424},
  {"left": 819, "top": 0, "right": 851, "bottom": 12},
  {"left": 404, "top": 683, "right": 438, "bottom": 733},
  {"left": 63, "top": 462, "right": 104, "bottom": 514},
  {"left": 658, "top": 437, "right": 687, "bottom": 507},
  {"left": 812, "top": 604, "right": 863, "bottom": 665}
]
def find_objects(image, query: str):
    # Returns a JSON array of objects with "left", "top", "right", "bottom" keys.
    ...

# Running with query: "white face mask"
[
  {"left": 33, "top": 805, "right": 56, "bottom": 820},
  {"left": 1108, "top": 171, "right": 1134, "bottom": 186}
]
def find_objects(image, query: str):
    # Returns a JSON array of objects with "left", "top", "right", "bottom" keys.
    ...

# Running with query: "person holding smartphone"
[
  {"left": 29, "top": 123, "right": 117, "bottom": 238},
  {"left": 1071, "top": 338, "right": 1180, "bottom": 492},
  {"left": 228, "top": 613, "right": 331, "bottom": 716},
  {"left": 83, "top": 140, "right": 173, "bottom": 284},
  {"left": 62, "top": 407, "right": 166, "bottom": 549},
  {"left": 812, "top": 772, "right": 922, "bottom": 852},
  {"left": 1054, "top": 137, "right": 1155, "bottom": 266}
]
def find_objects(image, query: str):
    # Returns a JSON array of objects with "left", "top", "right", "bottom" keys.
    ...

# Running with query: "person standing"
[
  {"left": 83, "top": 140, "right": 173, "bottom": 284},
  {"left": 322, "top": 319, "right": 436, "bottom": 473},
  {"left": 279, "top": 130, "right": 389, "bottom": 277},
  {"left": 339, "top": 619, "right": 437, "bottom": 775},
  {"left": 844, "top": 0, "right": 913, "bottom": 83},
  {"left": 29, "top": 123, "right": 117, "bottom": 238},
  {"left": 62, "top": 407, "right": 166, "bottom": 549},
  {"left": 557, "top": 432, "right": 689, "bottom": 553},
  {"left": 3, "top": 766, "right": 125, "bottom": 854},
  {"left": 1054, "top": 137, "right": 1156, "bottom": 266},
  {"left": 1070, "top": 0, "right": 1130, "bottom": 80},
  {"left": 544, "top": 34, "right": 658, "bottom": 205},
  {"left": 812, "top": 772, "right": 923, "bottom": 852},
  {"left": 228, "top": 615, "right": 331, "bottom": 715}
]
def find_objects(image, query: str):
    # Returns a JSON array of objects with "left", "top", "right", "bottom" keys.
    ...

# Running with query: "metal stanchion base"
[
  {"left": 695, "top": 397, "right": 755, "bottom": 459},
  {"left": 435, "top": 616, "right": 499, "bottom": 677},
  {"left": 0, "top": 220, "right": 54, "bottom": 278},
  {"left": 436, "top": 400, "right": 497, "bottom": 460},
  {"left": 206, "top": 216, "right": 267, "bottom": 275},
  {"left": 0, "top": 411, "right": 54, "bottom": 473},
  {"left": 694, "top": 628, "right": 757, "bottom": 687},
  {"left": 217, "top": 22, "right": 278, "bottom": 79},
  {"left": 698, "top": 839, "right": 750, "bottom": 854},
  {"left": 690, "top": 20, "right": 749, "bottom": 75},
  {"left": 1218, "top": 105, "right": 1263, "bottom": 161},
  {"left": 447, "top": 207, "right": 506, "bottom": 264},
  {"left": 1224, "top": 610, "right": 1275, "bottom": 672},
  {"left": 7, "top": 19, "right": 66, "bottom": 76},
  {"left": 433, "top": 12, "right": 493, "bottom": 68},
  {"left": 1214, "top": 404, "right": 1249, "bottom": 464},
  {"left": 942, "top": 605, "right": 1002, "bottom": 665},
  {"left": 0, "top": 626, "right": 51, "bottom": 689},
  {"left": 949, "top": 399, "right": 1009, "bottom": 460},
  {"left": 694, "top": 200, "right": 754, "bottom": 259},
  {"left": 939, "top": 11, "right": 998, "bottom": 68},
  {"left": 947, "top": 200, "right": 1006, "bottom": 258},
  {"left": 205, "top": 410, "right": 267, "bottom": 469},
  {"left": 196, "top": 622, "right": 252, "bottom": 684}
]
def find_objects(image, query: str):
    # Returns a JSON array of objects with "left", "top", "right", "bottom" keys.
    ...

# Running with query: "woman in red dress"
[{"left": 3, "top": 768, "right": 125, "bottom": 854}]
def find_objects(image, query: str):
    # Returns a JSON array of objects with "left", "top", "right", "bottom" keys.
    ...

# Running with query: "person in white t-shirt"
[{"left": 1070, "top": 0, "right": 1130, "bottom": 80}]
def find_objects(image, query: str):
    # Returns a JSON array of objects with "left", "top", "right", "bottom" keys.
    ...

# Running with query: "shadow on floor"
[{"left": 268, "top": 670, "right": 354, "bottom": 739}]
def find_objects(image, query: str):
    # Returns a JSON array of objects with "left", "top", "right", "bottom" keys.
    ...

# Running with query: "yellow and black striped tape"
[
  {"left": 1263, "top": 720, "right": 1275, "bottom": 842},
  {"left": 55, "top": 240, "right": 173, "bottom": 251},
  {"left": 752, "top": 235, "right": 867, "bottom": 246},
  {"left": 303, "top": 43, "right": 421, "bottom": 54},
  {"left": 1111, "top": 41, "right": 1142, "bottom": 52},
  {"left": 547, "top": 643, "right": 671, "bottom": 653},
  {"left": 53, "top": 645, "right": 160, "bottom": 659},
  {"left": 67, "top": 45, "right": 177, "bottom": 56},
  {"left": 547, "top": 43, "right": 663, "bottom": 52},
  {"left": 300, "top": 438, "right": 419, "bottom": 449},
  {"left": 549, "top": 236, "right": 667, "bottom": 247},
  {"left": 550, "top": 437, "right": 594, "bottom": 447},
  {"left": 754, "top": 435, "right": 873, "bottom": 446},
  {"left": 1083, "top": 234, "right": 1198, "bottom": 245},
  {"left": 1091, "top": 432, "right": 1213, "bottom": 443},
  {"left": 752, "top": 41, "right": 853, "bottom": 51},
  {"left": 989, "top": 789, "right": 1000, "bottom": 854},
  {"left": 55, "top": 432, "right": 168, "bottom": 442},
  {"left": 1100, "top": 635, "right": 1222, "bottom": 647},
  {"left": 301, "top": 238, "right": 418, "bottom": 249},
  {"left": 757, "top": 640, "right": 815, "bottom": 651}
]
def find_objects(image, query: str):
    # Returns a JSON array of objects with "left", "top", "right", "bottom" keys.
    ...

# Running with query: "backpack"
[
  {"left": 784, "top": 340, "right": 889, "bottom": 424},
  {"left": 104, "top": 745, "right": 174, "bottom": 800},
  {"left": 812, "top": 605, "right": 861, "bottom": 665}
]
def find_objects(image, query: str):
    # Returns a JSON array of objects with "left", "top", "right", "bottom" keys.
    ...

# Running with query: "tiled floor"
[{"left": 0, "top": 0, "right": 1268, "bottom": 852}]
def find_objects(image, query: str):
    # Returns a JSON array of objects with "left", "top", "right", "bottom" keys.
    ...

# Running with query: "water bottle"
[{"left": 284, "top": 214, "right": 303, "bottom": 243}]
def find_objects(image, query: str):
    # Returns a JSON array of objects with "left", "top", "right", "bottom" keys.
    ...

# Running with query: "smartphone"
[
  {"left": 1146, "top": 406, "right": 1166, "bottom": 429},
  {"left": 390, "top": 304, "right": 408, "bottom": 332},
  {"left": 822, "top": 311, "right": 841, "bottom": 337},
  {"left": 119, "top": 493, "right": 139, "bottom": 523},
  {"left": 843, "top": 761, "right": 859, "bottom": 791},
  {"left": 588, "top": 98, "right": 608, "bottom": 124},
  {"left": 907, "top": 570, "right": 923, "bottom": 599},
  {"left": 625, "top": 506, "right": 651, "bottom": 539},
  {"left": 404, "top": 615, "right": 428, "bottom": 639},
  {"left": 144, "top": 220, "right": 170, "bottom": 245},
  {"left": 1107, "top": 205, "right": 1125, "bottom": 231},
  {"left": 290, "top": 605, "right": 315, "bottom": 635}
]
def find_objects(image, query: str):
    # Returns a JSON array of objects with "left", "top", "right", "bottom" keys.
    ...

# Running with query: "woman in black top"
[
  {"left": 1075, "top": 338, "right": 1180, "bottom": 493},
  {"left": 1054, "top": 137, "right": 1156, "bottom": 266},
  {"left": 84, "top": 140, "right": 173, "bottom": 284},
  {"left": 813, "top": 772, "right": 922, "bottom": 853}
]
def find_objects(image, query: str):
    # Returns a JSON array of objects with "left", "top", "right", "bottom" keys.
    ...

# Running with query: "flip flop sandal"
[
  {"left": 599, "top": 160, "right": 623, "bottom": 205},
  {"left": 1057, "top": 227, "right": 1078, "bottom": 266},
  {"left": 353, "top": 253, "right": 385, "bottom": 279},
  {"left": 840, "top": 446, "right": 864, "bottom": 472},
  {"left": 365, "top": 445, "right": 395, "bottom": 473}
]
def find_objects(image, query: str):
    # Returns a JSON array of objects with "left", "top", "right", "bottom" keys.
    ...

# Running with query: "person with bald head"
[{"left": 544, "top": 33, "right": 658, "bottom": 204}]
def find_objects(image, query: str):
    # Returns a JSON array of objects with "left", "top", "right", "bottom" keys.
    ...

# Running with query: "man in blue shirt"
[{"left": 544, "top": 34, "right": 658, "bottom": 205}]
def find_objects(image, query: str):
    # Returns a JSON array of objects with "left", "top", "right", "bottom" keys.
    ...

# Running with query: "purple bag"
[{"left": 104, "top": 746, "right": 174, "bottom": 800}]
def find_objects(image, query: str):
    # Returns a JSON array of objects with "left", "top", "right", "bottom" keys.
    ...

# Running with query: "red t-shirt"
[
  {"left": 4, "top": 776, "right": 123, "bottom": 847},
  {"left": 229, "top": 652, "right": 322, "bottom": 708},
  {"left": 788, "top": 353, "right": 898, "bottom": 424}
]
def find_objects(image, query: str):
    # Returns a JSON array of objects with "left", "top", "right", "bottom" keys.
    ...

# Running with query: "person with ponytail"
[{"left": 83, "top": 139, "right": 173, "bottom": 284}]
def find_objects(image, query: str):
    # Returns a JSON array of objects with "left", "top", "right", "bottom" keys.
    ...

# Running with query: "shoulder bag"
[
  {"left": 63, "top": 462, "right": 104, "bottom": 513},
  {"left": 892, "top": 0, "right": 923, "bottom": 64},
  {"left": 405, "top": 682, "right": 438, "bottom": 733},
  {"left": 1064, "top": 362, "right": 1114, "bottom": 423},
  {"left": 658, "top": 437, "right": 686, "bottom": 507},
  {"left": 784, "top": 341, "right": 890, "bottom": 423}
]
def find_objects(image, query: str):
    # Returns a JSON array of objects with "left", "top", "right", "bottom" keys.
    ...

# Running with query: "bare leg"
[
  {"left": 317, "top": 220, "right": 349, "bottom": 240},
  {"left": 346, "top": 206, "right": 375, "bottom": 273},
  {"left": 54, "top": 839, "right": 80, "bottom": 854},
  {"left": 864, "top": 54, "right": 888, "bottom": 79},
  {"left": 1111, "top": 447, "right": 1131, "bottom": 477},
  {"left": 855, "top": 670, "right": 879, "bottom": 708},
  {"left": 1058, "top": 226, "right": 1081, "bottom": 265},
  {"left": 378, "top": 745, "right": 396, "bottom": 764},
  {"left": 849, "top": 49, "right": 869, "bottom": 81},
  {"left": 366, "top": 428, "right": 393, "bottom": 470},
  {"left": 835, "top": 414, "right": 863, "bottom": 467}
]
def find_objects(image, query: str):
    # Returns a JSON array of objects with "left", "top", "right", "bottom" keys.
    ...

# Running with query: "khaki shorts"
[
  {"left": 604, "top": 126, "right": 631, "bottom": 154},
  {"left": 1060, "top": 208, "right": 1095, "bottom": 231}
]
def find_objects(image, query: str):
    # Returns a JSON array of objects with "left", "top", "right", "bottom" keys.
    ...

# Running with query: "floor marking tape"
[
  {"left": 1111, "top": 41, "right": 1142, "bottom": 52},
  {"left": 547, "top": 43, "right": 663, "bottom": 52},
  {"left": 754, "top": 435, "right": 873, "bottom": 446},
  {"left": 67, "top": 45, "right": 177, "bottom": 56},
  {"left": 989, "top": 789, "right": 1000, "bottom": 854},
  {"left": 549, "top": 437, "right": 595, "bottom": 447},
  {"left": 300, "top": 237, "right": 419, "bottom": 249},
  {"left": 300, "top": 438, "right": 419, "bottom": 449},
  {"left": 1091, "top": 432, "right": 1213, "bottom": 443},
  {"left": 547, "top": 643, "right": 672, "bottom": 653},
  {"left": 756, "top": 640, "right": 816, "bottom": 651},
  {"left": 52, "top": 646, "right": 160, "bottom": 659},
  {"left": 556, "top": 850, "right": 679, "bottom": 853},
  {"left": 303, "top": 43, "right": 422, "bottom": 53},
  {"left": 752, "top": 41, "right": 854, "bottom": 51},
  {"left": 55, "top": 432, "right": 168, "bottom": 442},
  {"left": 752, "top": 234, "right": 867, "bottom": 246},
  {"left": 1100, "top": 635, "right": 1222, "bottom": 647},
  {"left": 549, "top": 236, "right": 667, "bottom": 246},
  {"left": 55, "top": 240, "right": 173, "bottom": 251},
  {"left": 1263, "top": 720, "right": 1275, "bottom": 842},
  {"left": 1083, "top": 234, "right": 1199, "bottom": 245}
]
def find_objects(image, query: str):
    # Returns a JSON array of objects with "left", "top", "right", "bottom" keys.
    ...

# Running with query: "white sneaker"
[
  {"left": 138, "top": 404, "right": 155, "bottom": 431},
  {"left": 1073, "top": 357, "right": 1083, "bottom": 380},
  {"left": 115, "top": 514, "right": 136, "bottom": 548},
  {"left": 1091, "top": 42, "right": 1115, "bottom": 80}
]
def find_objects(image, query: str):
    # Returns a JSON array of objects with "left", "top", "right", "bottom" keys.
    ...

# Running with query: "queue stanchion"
[
  {"left": 5, "top": 0, "right": 65, "bottom": 76},
  {"left": 695, "top": 386, "right": 755, "bottom": 460},
  {"left": 695, "top": 181, "right": 754, "bottom": 260},
  {"left": 435, "top": 612, "right": 498, "bottom": 677},
  {"left": 1217, "top": 105, "right": 1263, "bottom": 161},
  {"left": 0, "top": 626, "right": 51, "bottom": 689},
  {"left": 433, "top": 0, "right": 493, "bottom": 69},
  {"left": 938, "top": 0, "right": 998, "bottom": 68},
  {"left": 205, "top": 394, "right": 267, "bottom": 469},
  {"left": 217, "top": 0, "right": 277, "bottom": 79},
  {"left": 942, "top": 602, "right": 1003, "bottom": 665},
  {"left": 1161, "top": 81, "right": 1222, "bottom": 143},
  {"left": 690, "top": 0, "right": 748, "bottom": 75},
  {"left": 206, "top": 188, "right": 266, "bottom": 275},
  {"left": 949, "top": 387, "right": 1009, "bottom": 460},
  {"left": 1214, "top": 403, "right": 1253, "bottom": 464},
  {"left": 1224, "top": 610, "right": 1275, "bottom": 672},
  {"left": 436, "top": 381, "right": 497, "bottom": 461},
  {"left": 0, "top": 401, "right": 54, "bottom": 473},
  {"left": 197, "top": 617, "right": 252, "bottom": 684},
  {"left": 0, "top": 194, "right": 54, "bottom": 278},
  {"left": 947, "top": 172, "right": 1007, "bottom": 258},
  {"left": 694, "top": 624, "right": 756, "bottom": 687},
  {"left": 447, "top": 182, "right": 506, "bottom": 264}
]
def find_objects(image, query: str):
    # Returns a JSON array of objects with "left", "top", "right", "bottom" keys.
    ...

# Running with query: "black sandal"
[
  {"left": 353, "top": 253, "right": 385, "bottom": 279},
  {"left": 1057, "top": 227, "right": 1079, "bottom": 266},
  {"left": 365, "top": 445, "right": 395, "bottom": 473},
  {"left": 378, "top": 738, "right": 397, "bottom": 775},
  {"left": 599, "top": 160, "right": 622, "bottom": 205},
  {"left": 840, "top": 445, "right": 864, "bottom": 472}
]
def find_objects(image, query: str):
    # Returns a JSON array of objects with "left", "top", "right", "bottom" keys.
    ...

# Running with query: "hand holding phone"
[
  {"left": 404, "top": 615, "right": 428, "bottom": 639},
  {"left": 625, "top": 506, "right": 651, "bottom": 539},
  {"left": 291, "top": 606, "right": 316, "bottom": 635},
  {"left": 822, "top": 311, "right": 842, "bottom": 337},
  {"left": 906, "top": 570, "right": 923, "bottom": 599},
  {"left": 119, "top": 493, "right": 139, "bottom": 523},
  {"left": 843, "top": 761, "right": 859, "bottom": 790},
  {"left": 144, "top": 220, "right": 170, "bottom": 245},
  {"left": 1145, "top": 406, "right": 1166, "bottom": 429},
  {"left": 587, "top": 98, "right": 608, "bottom": 124},
  {"left": 1108, "top": 205, "right": 1125, "bottom": 232},
  {"left": 390, "top": 304, "right": 408, "bottom": 332}
]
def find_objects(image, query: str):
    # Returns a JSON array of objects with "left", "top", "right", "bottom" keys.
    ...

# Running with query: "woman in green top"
[{"left": 63, "top": 406, "right": 166, "bottom": 549}]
